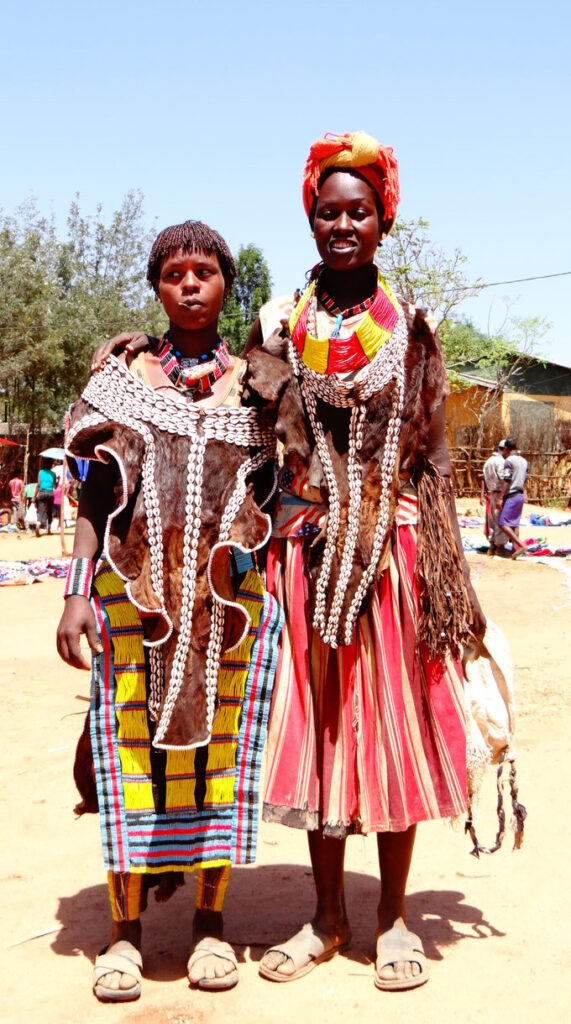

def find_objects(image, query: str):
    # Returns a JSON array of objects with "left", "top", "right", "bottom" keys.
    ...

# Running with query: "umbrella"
[
  {"left": 40, "top": 446, "right": 65, "bottom": 460},
  {"left": 0, "top": 438, "right": 22, "bottom": 447}
]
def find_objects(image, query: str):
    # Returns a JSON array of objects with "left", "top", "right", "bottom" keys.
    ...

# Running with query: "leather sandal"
[{"left": 259, "top": 922, "right": 349, "bottom": 982}]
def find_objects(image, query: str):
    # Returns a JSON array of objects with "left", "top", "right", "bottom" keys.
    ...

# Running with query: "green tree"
[
  {"left": 0, "top": 202, "right": 63, "bottom": 441},
  {"left": 376, "top": 217, "right": 482, "bottom": 328},
  {"left": 440, "top": 314, "right": 549, "bottom": 381},
  {"left": 219, "top": 243, "right": 272, "bottom": 354},
  {"left": 0, "top": 192, "right": 166, "bottom": 452},
  {"left": 54, "top": 190, "right": 166, "bottom": 401}
]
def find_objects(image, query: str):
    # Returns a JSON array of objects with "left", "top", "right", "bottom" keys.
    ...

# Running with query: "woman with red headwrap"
[{"left": 244, "top": 131, "right": 485, "bottom": 991}]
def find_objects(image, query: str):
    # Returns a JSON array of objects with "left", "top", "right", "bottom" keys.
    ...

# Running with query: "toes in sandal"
[
  {"left": 187, "top": 937, "right": 238, "bottom": 991},
  {"left": 259, "top": 922, "right": 348, "bottom": 983},
  {"left": 374, "top": 926, "right": 428, "bottom": 991},
  {"left": 92, "top": 939, "right": 143, "bottom": 1003}
]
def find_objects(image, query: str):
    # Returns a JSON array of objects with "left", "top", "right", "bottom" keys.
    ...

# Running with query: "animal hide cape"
[
  {"left": 243, "top": 305, "right": 472, "bottom": 657},
  {"left": 66, "top": 356, "right": 276, "bottom": 749}
]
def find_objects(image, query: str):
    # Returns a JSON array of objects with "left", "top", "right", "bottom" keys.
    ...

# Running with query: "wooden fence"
[{"left": 450, "top": 447, "right": 571, "bottom": 505}]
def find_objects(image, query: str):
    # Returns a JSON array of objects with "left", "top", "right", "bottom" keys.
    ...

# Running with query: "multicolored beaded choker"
[
  {"left": 289, "top": 270, "right": 401, "bottom": 374},
  {"left": 155, "top": 333, "right": 231, "bottom": 397},
  {"left": 317, "top": 287, "right": 375, "bottom": 320}
]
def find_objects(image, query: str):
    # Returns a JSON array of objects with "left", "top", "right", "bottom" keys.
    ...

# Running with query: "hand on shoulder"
[{"left": 91, "top": 333, "right": 153, "bottom": 372}]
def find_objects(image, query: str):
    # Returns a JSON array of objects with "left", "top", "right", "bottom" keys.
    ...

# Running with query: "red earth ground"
[{"left": 1, "top": 508, "right": 570, "bottom": 1023}]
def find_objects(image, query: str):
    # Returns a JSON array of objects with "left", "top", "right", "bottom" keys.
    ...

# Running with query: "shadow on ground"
[{"left": 51, "top": 862, "right": 505, "bottom": 979}]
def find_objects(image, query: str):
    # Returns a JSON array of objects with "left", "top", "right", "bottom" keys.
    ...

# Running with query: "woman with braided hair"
[
  {"left": 57, "top": 220, "right": 282, "bottom": 1001},
  {"left": 240, "top": 131, "right": 486, "bottom": 991}
]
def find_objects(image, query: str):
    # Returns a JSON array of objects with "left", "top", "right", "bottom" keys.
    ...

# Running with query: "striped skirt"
[
  {"left": 263, "top": 492, "right": 467, "bottom": 837},
  {"left": 90, "top": 563, "right": 282, "bottom": 874}
]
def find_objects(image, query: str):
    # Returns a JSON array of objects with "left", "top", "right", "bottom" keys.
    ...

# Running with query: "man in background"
[
  {"left": 498, "top": 437, "right": 528, "bottom": 558},
  {"left": 481, "top": 444, "right": 507, "bottom": 555},
  {"left": 8, "top": 472, "right": 24, "bottom": 526}
]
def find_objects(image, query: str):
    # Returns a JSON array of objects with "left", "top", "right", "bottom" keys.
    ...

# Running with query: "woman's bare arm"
[
  {"left": 56, "top": 461, "right": 118, "bottom": 669},
  {"left": 91, "top": 332, "right": 155, "bottom": 372}
]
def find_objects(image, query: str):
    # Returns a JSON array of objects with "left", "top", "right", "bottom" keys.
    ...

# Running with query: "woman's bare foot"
[
  {"left": 93, "top": 919, "right": 142, "bottom": 1000},
  {"left": 375, "top": 915, "right": 424, "bottom": 986},
  {"left": 187, "top": 908, "right": 238, "bottom": 990},
  {"left": 260, "top": 913, "right": 351, "bottom": 978}
]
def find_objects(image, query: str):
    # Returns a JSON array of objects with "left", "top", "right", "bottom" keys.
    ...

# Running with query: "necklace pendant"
[{"left": 330, "top": 313, "right": 344, "bottom": 340}]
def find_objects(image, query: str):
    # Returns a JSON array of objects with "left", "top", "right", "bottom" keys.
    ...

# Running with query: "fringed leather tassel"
[
  {"left": 416, "top": 463, "right": 472, "bottom": 662},
  {"left": 465, "top": 752, "right": 527, "bottom": 856},
  {"left": 509, "top": 761, "right": 527, "bottom": 850}
]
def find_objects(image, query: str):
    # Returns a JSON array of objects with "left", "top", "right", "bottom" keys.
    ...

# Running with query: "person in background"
[
  {"left": 8, "top": 472, "right": 24, "bottom": 526},
  {"left": 52, "top": 464, "right": 64, "bottom": 531},
  {"left": 36, "top": 458, "right": 56, "bottom": 536},
  {"left": 481, "top": 444, "right": 507, "bottom": 555},
  {"left": 498, "top": 437, "right": 528, "bottom": 557}
]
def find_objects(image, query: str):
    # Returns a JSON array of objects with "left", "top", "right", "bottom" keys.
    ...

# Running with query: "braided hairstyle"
[{"left": 147, "top": 220, "right": 236, "bottom": 294}]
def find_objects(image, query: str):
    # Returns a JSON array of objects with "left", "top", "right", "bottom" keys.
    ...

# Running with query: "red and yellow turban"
[{"left": 302, "top": 131, "right": 400, "bottom": 233}]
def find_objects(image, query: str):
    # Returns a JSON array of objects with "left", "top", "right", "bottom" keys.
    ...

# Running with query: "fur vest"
[{"left": 242, "top": 304, "right": 472, "bottom": 658}]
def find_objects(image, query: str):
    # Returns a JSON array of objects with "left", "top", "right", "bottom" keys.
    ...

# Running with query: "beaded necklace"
[
  {"left": 289, "top": 270, "right": 400, "bottom": 374},
  {"left": 155, "top": 333, "right": 231, "bottom": 397},
  {"left": 317, "top": 287, "right": 375, "bottom": 320},
  {"left": 287, "top": 272, "right": 408, "bottom": 646}
]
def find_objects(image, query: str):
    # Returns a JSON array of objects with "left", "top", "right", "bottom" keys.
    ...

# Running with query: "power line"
[{"left": 480, "top": 270, "right": 571, "bottom": 288}]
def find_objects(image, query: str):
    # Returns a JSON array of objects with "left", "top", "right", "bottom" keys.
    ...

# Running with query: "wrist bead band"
[{"left": 64, "top": 557, "right": 94, "bottom": 598}]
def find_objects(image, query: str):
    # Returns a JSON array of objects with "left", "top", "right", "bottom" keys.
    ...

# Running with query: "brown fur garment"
[
  {"left": 244, "top": 307, "right": 465, "bottom": 650},
  {"left": 73, "top": 711, "right": 98, "bottom": 815},
  {"left": 67, "top": 395, "right": 273, "bottom": 748}
]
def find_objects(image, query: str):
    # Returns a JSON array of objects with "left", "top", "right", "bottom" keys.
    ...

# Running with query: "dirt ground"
[{"left": 1, "top": 509, "right": 570, "bottom": 1024}]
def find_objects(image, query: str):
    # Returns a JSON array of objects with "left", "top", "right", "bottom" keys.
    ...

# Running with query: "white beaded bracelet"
[{"left": 64, "top": 558, "right": 94, "bottom": 599}]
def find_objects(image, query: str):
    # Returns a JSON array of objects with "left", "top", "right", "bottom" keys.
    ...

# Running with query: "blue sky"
[{"left": 2, "top": 0, "right": 569, "bottom": 366}]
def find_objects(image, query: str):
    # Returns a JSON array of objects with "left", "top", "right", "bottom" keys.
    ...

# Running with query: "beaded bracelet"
[{"left": 64, "top": 557, "right": 94, "bottom": 599}]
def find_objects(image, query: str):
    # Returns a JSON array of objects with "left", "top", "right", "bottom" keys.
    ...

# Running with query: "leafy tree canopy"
[
  {"left": 0, "top": 197, "right": 274, "bottom": 454},
  {"left": 0, "top": 192, "right": 166, "bottom": 445},
  {"left": 376, "top": 217, "right": 482, "bottom": 328},
  {"left": 219, "top": 243, "right": 272, "bottom": 355}
]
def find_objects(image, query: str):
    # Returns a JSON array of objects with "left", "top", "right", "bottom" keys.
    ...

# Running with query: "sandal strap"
[
  {"left": 93, "top": 941, "right": 143, "bottom": 985},
  {"left": 376, "top": 927, "right": 426, "bottom": 971},
  {"left": 187, "top": 938, "right": 237, "bottom": 971},
  {"left": 265, "top": 923, "right": 336, "bottom": 971}
]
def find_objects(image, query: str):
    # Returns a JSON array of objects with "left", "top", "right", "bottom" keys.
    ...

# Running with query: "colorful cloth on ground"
[
  {"left": 263, "top": 492, "right": 467, "bottom": 836},
  {"left": 90, "top": 563, "right": 283, "bottom": 874},
  {"left": 301, "top": 130, "right": 400, "bottom": 231},
  {"left": 0, "top": 558, "right": 70, "bottom": 586},
  {"left": 289, "top": 271, "right": 400, "bottom": 374}
]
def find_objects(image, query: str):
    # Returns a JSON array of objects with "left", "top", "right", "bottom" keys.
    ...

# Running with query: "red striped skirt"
[{"left": 263, "top": 492, "right": 467, "bottom": 836}]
